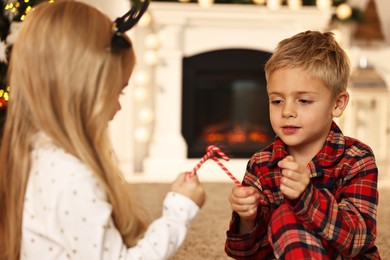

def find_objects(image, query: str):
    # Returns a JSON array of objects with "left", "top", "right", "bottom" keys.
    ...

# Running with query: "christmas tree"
[
  {"left": 353, "top": 0, "right": 384, "bottom": 45},
  {"left": 0, "top": 0, "right": 11, "bottom": 136},
  {"left": 1, "top": 0, "right": 53, "bottom": 136}
]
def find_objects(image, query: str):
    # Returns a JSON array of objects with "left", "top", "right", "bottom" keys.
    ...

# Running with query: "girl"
[{"left": 0, "top": 1, "right": 205, "bottom": 259}]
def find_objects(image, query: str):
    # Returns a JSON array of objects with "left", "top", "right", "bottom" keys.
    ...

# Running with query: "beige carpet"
[{"left": 132, "top": 183, "right": 390, "bottom": 259}]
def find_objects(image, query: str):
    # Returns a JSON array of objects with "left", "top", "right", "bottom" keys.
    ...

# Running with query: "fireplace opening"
[{"left": 182, "top": 49, "right": 275, "bottom": 158}]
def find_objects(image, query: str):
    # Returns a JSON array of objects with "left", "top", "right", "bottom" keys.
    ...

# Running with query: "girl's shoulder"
[{"left": 29, "top": 133, "right": 102, "bottom": 195}]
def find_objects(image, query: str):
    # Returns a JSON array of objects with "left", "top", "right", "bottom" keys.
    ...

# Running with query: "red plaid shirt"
[{"left": 225, "top": 122, "right": 380, "bottom": 259}]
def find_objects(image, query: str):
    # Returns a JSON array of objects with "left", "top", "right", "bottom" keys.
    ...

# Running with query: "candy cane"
[
  {"left": 190, "top": 145, "right": 242, "bottom": 186},
  {"left": 210, "top": 155, "right": 242, "bottom": 186},
  {"left": 190, "top": 147, "right": 213, "bottom": 176}
]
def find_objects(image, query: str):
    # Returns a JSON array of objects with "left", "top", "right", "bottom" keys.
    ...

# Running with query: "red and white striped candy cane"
[
  {"left": 210, "top": 156, "right": 241, "bottom": 186},
  {"left": 190, "top": 145, "right": 225, "bottom": 176},
  {"left": 207, "top": 146, "right": 242, "bottom": 186},
  {"left": 190, "top": 145, "right": 242, "bottom": 186},
  {"left": 207, "top": 145, "right": 229, "bottom": 160},
  {"left": 190, "top": 147, "right": 213, "bottom": 176}
]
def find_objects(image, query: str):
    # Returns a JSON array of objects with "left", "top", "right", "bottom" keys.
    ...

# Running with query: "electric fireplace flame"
[{"left": 202, "top": 124, "right": 269, "bottom": 144}]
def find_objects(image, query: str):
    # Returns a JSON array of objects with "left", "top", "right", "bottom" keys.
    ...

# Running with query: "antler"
[
  {"left": 114, "top": 0, "right": 150, "bottom": 33},
  {"left": 111, "top": 0, "right": 150, "bottom": 50}
]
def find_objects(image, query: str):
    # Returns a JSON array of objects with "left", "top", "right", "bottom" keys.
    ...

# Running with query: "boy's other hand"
[
  {"left": 278, "top": 155, "right": 310, "bottom": 200},
  {"left": 229, "top": 186, "right": 262, "bottom": 233},
  {"left": 171, "top": 172, "right": 206, "bottom": 208}
]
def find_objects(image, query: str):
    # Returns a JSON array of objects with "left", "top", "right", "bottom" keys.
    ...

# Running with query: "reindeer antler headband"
[{"left": 111, "top": 0, "right": 150, "bottom": 50}]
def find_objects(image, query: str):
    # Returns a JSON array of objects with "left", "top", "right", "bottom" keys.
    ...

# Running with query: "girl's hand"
[{"left": 171, "top": 172, "right": 206, "bottom": 208}]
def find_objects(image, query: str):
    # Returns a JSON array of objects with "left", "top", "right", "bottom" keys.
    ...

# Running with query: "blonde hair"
[
  {"left": 0, "top": 1, "right": 147, "bottom": 259},
  {"left": 265, "top": 30, "right": 350, "bottom": 99}
]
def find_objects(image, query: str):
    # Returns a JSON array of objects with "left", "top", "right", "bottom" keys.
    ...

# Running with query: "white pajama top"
[{"left": 21, "top": 134, "right": 200, "bottom": 260}]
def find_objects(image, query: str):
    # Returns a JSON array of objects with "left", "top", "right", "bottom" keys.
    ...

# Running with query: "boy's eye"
[
  {"left": 270, "top": 99, "right": 283, "bottom": 105},
  {"left": 299, "top": 99, "right": 313, "bottom": 104}
]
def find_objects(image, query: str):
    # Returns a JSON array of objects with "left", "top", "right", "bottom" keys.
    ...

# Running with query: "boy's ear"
[{"left": 332, "top": 91, "right": 349, "bottom": 118}]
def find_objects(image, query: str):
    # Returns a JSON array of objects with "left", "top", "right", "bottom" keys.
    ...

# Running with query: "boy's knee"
[
  {"left": 269, "top": 203, "right": 296, "bottom": 232},
  {"left": 268, "top": 203, "right": 327, "bottom": 259},
  {"left": 268, "top": 203, "right": 297, "bottom": 246}
]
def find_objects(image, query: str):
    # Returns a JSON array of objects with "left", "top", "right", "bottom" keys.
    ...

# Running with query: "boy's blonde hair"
[
  {"left": 0, "top": 1, "right": 147, "bottom": 258},
  {"left": 265, "top": 30, "right": 350, "bottom": 98}
]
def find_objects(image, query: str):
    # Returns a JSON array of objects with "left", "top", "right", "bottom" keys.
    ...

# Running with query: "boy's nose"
[{"left": 282, "top": 103, "right": 296, "bottom": 118}]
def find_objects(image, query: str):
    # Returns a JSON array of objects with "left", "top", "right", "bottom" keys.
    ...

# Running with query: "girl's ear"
[{"left": 332, "top": 91, "right": 349, "bottom": 118}]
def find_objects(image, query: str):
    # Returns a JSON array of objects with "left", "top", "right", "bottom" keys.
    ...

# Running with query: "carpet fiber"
[{"left": 132, "top": 183, "right": 390, "bottom": 259}]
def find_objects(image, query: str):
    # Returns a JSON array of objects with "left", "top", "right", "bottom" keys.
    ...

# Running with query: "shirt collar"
[
  {"left": 311, "top": 121, "right": 345, "bottom": 168},
  {"left": 268, "top": 121, "right": 345, "bottom": 172}
]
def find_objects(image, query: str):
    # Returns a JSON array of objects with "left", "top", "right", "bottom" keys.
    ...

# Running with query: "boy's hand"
[
  {"left": 229, "top": 186, "right": 261, "bottom": 233},
  {"left": 278, "top": 156, "right": 310, "bottom": 200}
]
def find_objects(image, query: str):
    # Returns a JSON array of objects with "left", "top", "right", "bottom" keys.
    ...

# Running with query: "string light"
[
  {"left": 143, "top": 50, "right": 159, "bottom": 66},
  {"left": 316, "top": 0, "right": 332, "bottom": 10},
  {"left": 0, "top": 87, "right": 10, "bottom": 108},
  {"left": 134, "top": 127, "right": 151, "bottom": 143},
  {"left": 144, "top": 34, "right": 160, "bottom": 50},
  {"left": 336, "top": 3, "right": 352, "bottom": 20},
  {"left": 138, "top": 11, "right": 151, "bottom": 27},
  {"left": 134, "top": 70, "right": 151, "bottom": 86},
  {"left": 138, "top": 108, "right": 154, "bottom": 123},
  {"left": 1, "top": 0, "right": 56, "bottom": 111},
  {"left": 266, "top": 0, "right": 282, "bottom": 10},
  {"left": 134, "top": 87, "right": 149, "bottom": 103},
  {"left": 4, "top": 0, "right": 55, "bottom": 22}
]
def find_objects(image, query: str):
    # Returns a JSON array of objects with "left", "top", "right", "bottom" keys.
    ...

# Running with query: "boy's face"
[{"left": 267, "top": 67, "right": 338, "bottom": 156}]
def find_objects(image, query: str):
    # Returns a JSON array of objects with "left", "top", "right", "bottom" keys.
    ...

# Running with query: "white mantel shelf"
[
  {"left": 147, "top": 3, "right": 333, "bottom": 56},
  {"left": 148, "top": 2, "right": 332, "bottom": 29}
]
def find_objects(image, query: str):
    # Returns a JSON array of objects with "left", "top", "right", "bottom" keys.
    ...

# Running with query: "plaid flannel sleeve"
[
  {"left": 225, "top": 169, "right": 275, "bottom": 259},
  {"left": 288, "top": 155, "right": 378, "bottom": 257}
]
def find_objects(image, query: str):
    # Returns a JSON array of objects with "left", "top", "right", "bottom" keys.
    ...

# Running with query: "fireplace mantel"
[
  {"left": 147, "top": 2, "right": 332, "bottom": 55},
  {"left": 131, "top": 3, "right": 333, "bottom": 182}
]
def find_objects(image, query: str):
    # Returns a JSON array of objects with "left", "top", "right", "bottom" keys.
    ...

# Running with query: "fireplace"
[
  {"left": 135, "top": 2, "right": 332, "bottom": 181},
  {"left": 182, "top": 48, "right": 274, "bottom": 158}
]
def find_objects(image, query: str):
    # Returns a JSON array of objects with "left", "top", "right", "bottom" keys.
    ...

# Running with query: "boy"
[{"left": 225, "top": 31, "right": 380, "bottom": 259}]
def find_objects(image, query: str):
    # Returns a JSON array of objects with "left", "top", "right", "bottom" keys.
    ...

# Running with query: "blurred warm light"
[
  {"left": 267, "top": 0, "right": 282, "bottom": 11},
  {"left": 143, "top": 50, "right": 159, "bottom": 66},
  {"left": 336, "top": 3, "right": 352, "bottom": 20},
  {"left": 204, "top": 133, "right": 224, "bottom": 143},
  {"left": 288, "top": 0, "right": 302, "bottom": 10},
  {"left": 138, "top": 12, "right": 152, "bottom": 27},
  {"left": 134, "top": 70, "right": 151, "bottom": 86},
  {"left": 134, "top": 127, "right": 151, "bottom": 143},
  {"left": 138, "top": 108, "right": 154, "bottom": 123},
  {"left": 144, "top": 34, "right": 160, "bottom": 50},
  {"left": 252, "top": 0, "right": 265, "bottom": 5},
  {"left": 316, "top": 0, "right": 332, "bottom": 10},
  {"left": 134, "top": 87, "right": 149, "bottom": 102},
  {"left": 198, "top": 0, "right": 214, "bottom": 8}
]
